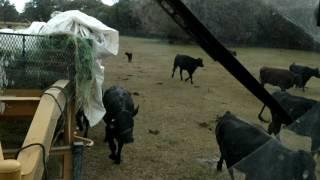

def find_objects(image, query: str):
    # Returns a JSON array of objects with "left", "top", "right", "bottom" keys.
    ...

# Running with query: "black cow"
[
  {"left": 103, "top": 86, "right": 139, "bottom": 164},
  {"left": 258, "top": 91, "right": 317, "bottom": 135},
  {"left": 216, "top": 112, "right": 316, "bottom": 180},
  {"left": 289, "top": 63, "right": 320, "bottom": 91},
  {"left": 75, "top": 109, "right": 90, "bottom": 138},
  {"left": 289, "top": 103, "right": 320, "bottom": 154},
  {"left": 125, "top": 52, "right": 133, "bottom": 63},
  {"left": 171, "top": 54, "right": 204, "bottom": 84},
  {"left": 260, "top": 67, "right": 301, "bottom": 91}
]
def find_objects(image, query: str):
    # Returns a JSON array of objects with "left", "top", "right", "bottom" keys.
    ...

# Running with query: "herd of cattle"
[{"left": 77, "top": 52, "right": 320, "bottom": 179}]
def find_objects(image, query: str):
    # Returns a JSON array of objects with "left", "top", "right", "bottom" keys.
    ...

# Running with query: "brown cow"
[{"left": 259, "top": 67, "right": 301, "bottom": 91}]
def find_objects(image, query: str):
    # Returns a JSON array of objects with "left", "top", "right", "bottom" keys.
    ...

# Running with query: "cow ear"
[{"left": 133, "top": 105, "right": 139, "bottom": 117}]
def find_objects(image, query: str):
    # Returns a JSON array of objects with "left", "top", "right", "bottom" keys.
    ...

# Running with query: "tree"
[
  {"left": 0, "top": 0, "right": 19, "bottom": 22},
  {"left": 21, "top": 0, "right": 54, "bottom": 21}
]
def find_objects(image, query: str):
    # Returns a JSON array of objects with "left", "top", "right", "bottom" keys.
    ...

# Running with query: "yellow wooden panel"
[
  {"left": 0, "top": 160, "right": 21, "bottom": 180},
  {"left": 16, "top": 80, "right": 70, "bottom": 180}
]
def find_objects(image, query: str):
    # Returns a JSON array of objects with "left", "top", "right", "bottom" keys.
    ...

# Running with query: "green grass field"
[{"left": 80, "top": 36, "right": 320, "bottom": 179}]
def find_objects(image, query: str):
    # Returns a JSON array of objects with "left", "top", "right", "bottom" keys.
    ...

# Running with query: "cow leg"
[
  {"left": 311, "top": 138, "right": 320, "bottom": 155},
  {"left": 228, "top": 168, "right": 235, "bottom": 180},
  {"left": 104, "top": 126, "right": 108, "bottom": 142},
  {"left": 172, "top": 65, "right": 177, "bottom": 78},
  {"left": 217, "top": 156, "right": 224, "bottom": 171},
  {"left": 185, "top": 71, "right": 193, "bottom": 84},
  {"left": 114, "top": 141, "right": 124, "bottom": 164},
  {"left": 83, "top": 115, "right": 90, "bottom": 138},
  {"left": 179, "top": 68, "right": 183, "bottom": 80},
  {"left": 107, "top": 136, "right": 117, "bottom": 161},
  {"left": 267, "top": 121, "right": 281, "bottom": 139}
]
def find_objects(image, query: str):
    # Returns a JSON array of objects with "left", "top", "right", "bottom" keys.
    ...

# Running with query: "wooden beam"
[
  {"left": 0, "top": 98, "right": 40, "bottom": 120},
  {"left": 17, "top": 80, "right": 70, "bottom": 180},
  {"left": 2, "top": 89, "right": 43, "bottom": 97},
  {"left": 0, "top": 142, "right": 3, "bottom": 160}
]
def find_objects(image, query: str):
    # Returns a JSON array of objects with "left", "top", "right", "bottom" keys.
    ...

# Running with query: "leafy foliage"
[{"left": 0, "top": 0, "right": 19, "bottom": 22}]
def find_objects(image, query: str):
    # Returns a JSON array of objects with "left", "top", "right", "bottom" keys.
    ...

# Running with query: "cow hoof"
[
  {"left": 217, "top": 164, "right": 223, "bottom": 171},
  {"left": 109, "top": 154, "right": 117, "bottom": 160}
]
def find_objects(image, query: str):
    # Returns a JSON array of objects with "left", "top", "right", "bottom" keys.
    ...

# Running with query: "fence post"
[
  {"left": 22, "top": 35, "right": 26, "bottom": 59},
  {"left": 72, "top": 142, "right": 84, "bottom": 180}
]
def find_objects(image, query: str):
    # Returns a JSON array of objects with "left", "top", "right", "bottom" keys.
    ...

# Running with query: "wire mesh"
[{"left": 0, "top": 32, "right": 76, "bottom": 89}]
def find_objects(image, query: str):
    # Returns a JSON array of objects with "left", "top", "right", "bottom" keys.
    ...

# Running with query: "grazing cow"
[
  {"left": 75, "top": 109, "right": 90, "bottom": 138},
  {"left": 289, "top": 63, "right": 320, "bottom": 91},
  {"left": 216, "top": 112, "right": 316, "bottom": 180},
  {"left": 103, "top": 86, "right": 139, "bottom": 164},
  {"left": 125, "top": 52, "right": 133, "bottom": 63},
  {"left": 258, "top": 91, "right": 317, "bottom": 135},
  {"left": 259, "top": 67, "right": 301, "bottom": 91},
  {"left": 171, "top": 54, "right": 204, "bottom": 84}
]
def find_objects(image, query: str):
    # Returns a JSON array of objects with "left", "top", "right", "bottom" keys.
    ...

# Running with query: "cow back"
[
  {"left": 216, "top": 112, "right": 316, "bottom": 180},
  {"left": 216, "top": 112, "right": 271, "bottom": 167},
  {"left": 260, "top": 67, "right": 297, "bottom": 89},
  {"left": 272, "top": 92, "right": 317, "bottom": 122},
  {"left": 174, "top": 54, "right": 202, "bottom": 70}
]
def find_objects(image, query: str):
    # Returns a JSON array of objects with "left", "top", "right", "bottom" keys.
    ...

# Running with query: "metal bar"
[
  {"left": 155, "top": 0, "right": 292, "bottom": 124},
  {"left": 318, "top": 1, "right": 320, "bottom": 26},
  {"left": 72, "top": 142, "right": 84, "bottom": 180},
  {"left": 0, "top": 32, "right": 45, "bottom": 37}
]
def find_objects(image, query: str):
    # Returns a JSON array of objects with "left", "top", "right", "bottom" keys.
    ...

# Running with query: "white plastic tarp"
[
  {"left": 0, "top": 10, "right": 119, "bottom": 127},
  {"left": 39, "top": 10, "right": 119, "bottom": 127}
]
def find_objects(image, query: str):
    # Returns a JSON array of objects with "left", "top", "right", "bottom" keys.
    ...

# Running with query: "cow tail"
[{"left": 258, "top": 104, "right": 270, "bottom": 123}]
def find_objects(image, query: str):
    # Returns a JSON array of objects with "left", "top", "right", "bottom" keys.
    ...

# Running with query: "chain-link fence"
[{"left": 0, "top": 32, "right": 77, "bottom": 89}]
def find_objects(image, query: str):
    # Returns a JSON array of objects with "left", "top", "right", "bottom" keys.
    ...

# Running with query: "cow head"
[
  {"left": 293, "top": 150, "right": 316, "bottom": 180},
  {"left": 115, "top": 105, "right": 139, "bottom": 144},
  {"left": 197, "top": 58, "right": 204, "bottom": 67}
]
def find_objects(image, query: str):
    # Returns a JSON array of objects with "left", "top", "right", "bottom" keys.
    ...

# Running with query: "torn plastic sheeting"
[
  {"left": 37, "top": 10, "right": 119, "bottom": 127},
  {"left": 40, "top": 10, "right": 119, "bottom": 59},
  {"left": 0, "top": 10, "right": 119, "bottom": 127}
]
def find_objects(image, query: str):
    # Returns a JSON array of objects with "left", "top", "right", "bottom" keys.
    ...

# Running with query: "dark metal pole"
[
  {"left": 155, "top": 0, "right": 292, "bottom": 124},
  {"left": 73, "top": 142, "right": 84, "bottom": 180}
]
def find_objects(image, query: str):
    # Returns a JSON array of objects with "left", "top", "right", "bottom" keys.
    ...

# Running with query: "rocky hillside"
[{"left": 133, "top": 0, "right": 320, "bottom": 51}]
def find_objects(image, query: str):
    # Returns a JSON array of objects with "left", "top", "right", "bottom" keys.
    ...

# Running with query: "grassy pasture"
[{"left": 82, "top": 36, "right": 320, "bottom": 179}]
